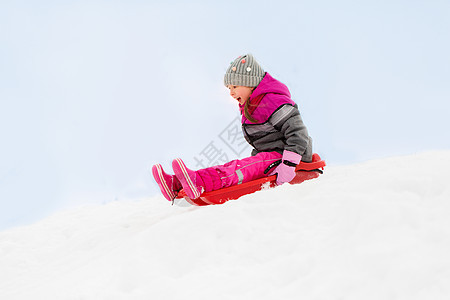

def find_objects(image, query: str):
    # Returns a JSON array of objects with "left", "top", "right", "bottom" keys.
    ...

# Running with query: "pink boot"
[
  {"left": 152, "top": 164, "right": 182, "bottom": 201},
  {"left": 172, "top": 158, "right": 205, "bottom": 199}
]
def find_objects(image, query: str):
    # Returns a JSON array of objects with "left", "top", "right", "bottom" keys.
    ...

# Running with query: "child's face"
[{"left": 227, "top": 85, "right": 254, "bottom": 105}]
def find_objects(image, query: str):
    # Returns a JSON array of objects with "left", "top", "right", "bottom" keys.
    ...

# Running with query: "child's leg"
[
  {"left": 198, "top": 151, "right": 282, "bottom": 191},
  {"left": 173, "top": 152, "right": 282, "bottom": 199}
]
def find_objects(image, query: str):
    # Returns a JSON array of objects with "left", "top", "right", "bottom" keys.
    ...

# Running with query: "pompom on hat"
[{"left": 224, "top": 54, "right": 265, "bottom": 87}]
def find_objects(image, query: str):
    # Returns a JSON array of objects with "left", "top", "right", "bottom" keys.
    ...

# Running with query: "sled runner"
[{"left": 176, "top": 153, "right": 325, "bottom": 206}]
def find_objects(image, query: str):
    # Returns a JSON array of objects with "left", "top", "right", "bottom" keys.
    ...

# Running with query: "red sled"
[{"left": 176, "top": 153, "right": 326, "bottom": 206}]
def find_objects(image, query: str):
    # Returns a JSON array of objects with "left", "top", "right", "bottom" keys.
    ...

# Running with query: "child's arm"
[
  {"left": 270, "top": 104, "right": 310, "bottom": 157},
  {"left": 269, "top": 104, "right": 310, "bottom": 185}
]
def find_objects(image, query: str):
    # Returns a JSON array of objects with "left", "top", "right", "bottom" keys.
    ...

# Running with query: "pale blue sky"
[{"left": 1, "top": 0, "right": 449, "bottom": 230}]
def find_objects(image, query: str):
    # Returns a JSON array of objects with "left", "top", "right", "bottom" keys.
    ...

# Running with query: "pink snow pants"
[{"left": 196, "top": 151, "right": 282, "bottom": 193}]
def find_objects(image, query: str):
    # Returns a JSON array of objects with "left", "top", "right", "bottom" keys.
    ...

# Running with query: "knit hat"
[{"left": 224, "top": 54, "right": 265, "bottom": 87}]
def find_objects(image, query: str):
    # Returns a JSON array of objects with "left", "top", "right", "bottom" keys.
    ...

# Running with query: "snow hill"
[{"left": 1, "top": 151, "right": 450, "bottom": 300}]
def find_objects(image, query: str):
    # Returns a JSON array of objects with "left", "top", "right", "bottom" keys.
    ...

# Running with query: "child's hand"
[{"left": 270, "top": 150, "right": 302, "bottom": 185}]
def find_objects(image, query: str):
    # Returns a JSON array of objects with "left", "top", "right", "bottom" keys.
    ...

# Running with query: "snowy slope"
[{"left": 1, "top": 151, "right": 450, "bottom": 300}]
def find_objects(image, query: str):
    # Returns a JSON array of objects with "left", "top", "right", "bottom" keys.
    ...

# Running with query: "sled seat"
[{"left": 177, "top": 153, "right": 326, "bottom": 206}]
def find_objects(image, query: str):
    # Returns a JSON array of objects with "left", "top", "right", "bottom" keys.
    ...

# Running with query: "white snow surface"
[{"left": 1, "top": 151, "right": 450, "bottom": 300}]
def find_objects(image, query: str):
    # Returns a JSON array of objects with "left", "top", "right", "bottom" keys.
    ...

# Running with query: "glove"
[{"left": 270, "top": 150, "right": 302, "bottom": 185}]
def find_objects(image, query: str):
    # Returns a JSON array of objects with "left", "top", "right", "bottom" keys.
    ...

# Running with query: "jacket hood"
[
  {"left": 240, "top": 72, "right": 296, "bottom": 124},
  {"left": 251, "top": 72, "right": 291, "bottom": 99}
]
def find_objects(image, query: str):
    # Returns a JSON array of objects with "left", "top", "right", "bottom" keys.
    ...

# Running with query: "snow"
[{"left": 1, "top": 151, "right": 450, "bottom": 299}]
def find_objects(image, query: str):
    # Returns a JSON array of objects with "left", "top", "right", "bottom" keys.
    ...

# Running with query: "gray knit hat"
[{"left": 224, "top": 54, "right": 265, "bottom": 87}]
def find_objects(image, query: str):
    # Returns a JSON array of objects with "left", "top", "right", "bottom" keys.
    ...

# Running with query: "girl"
[{"left": 152, "top": 54, "right": 313, "bottom": 201}]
